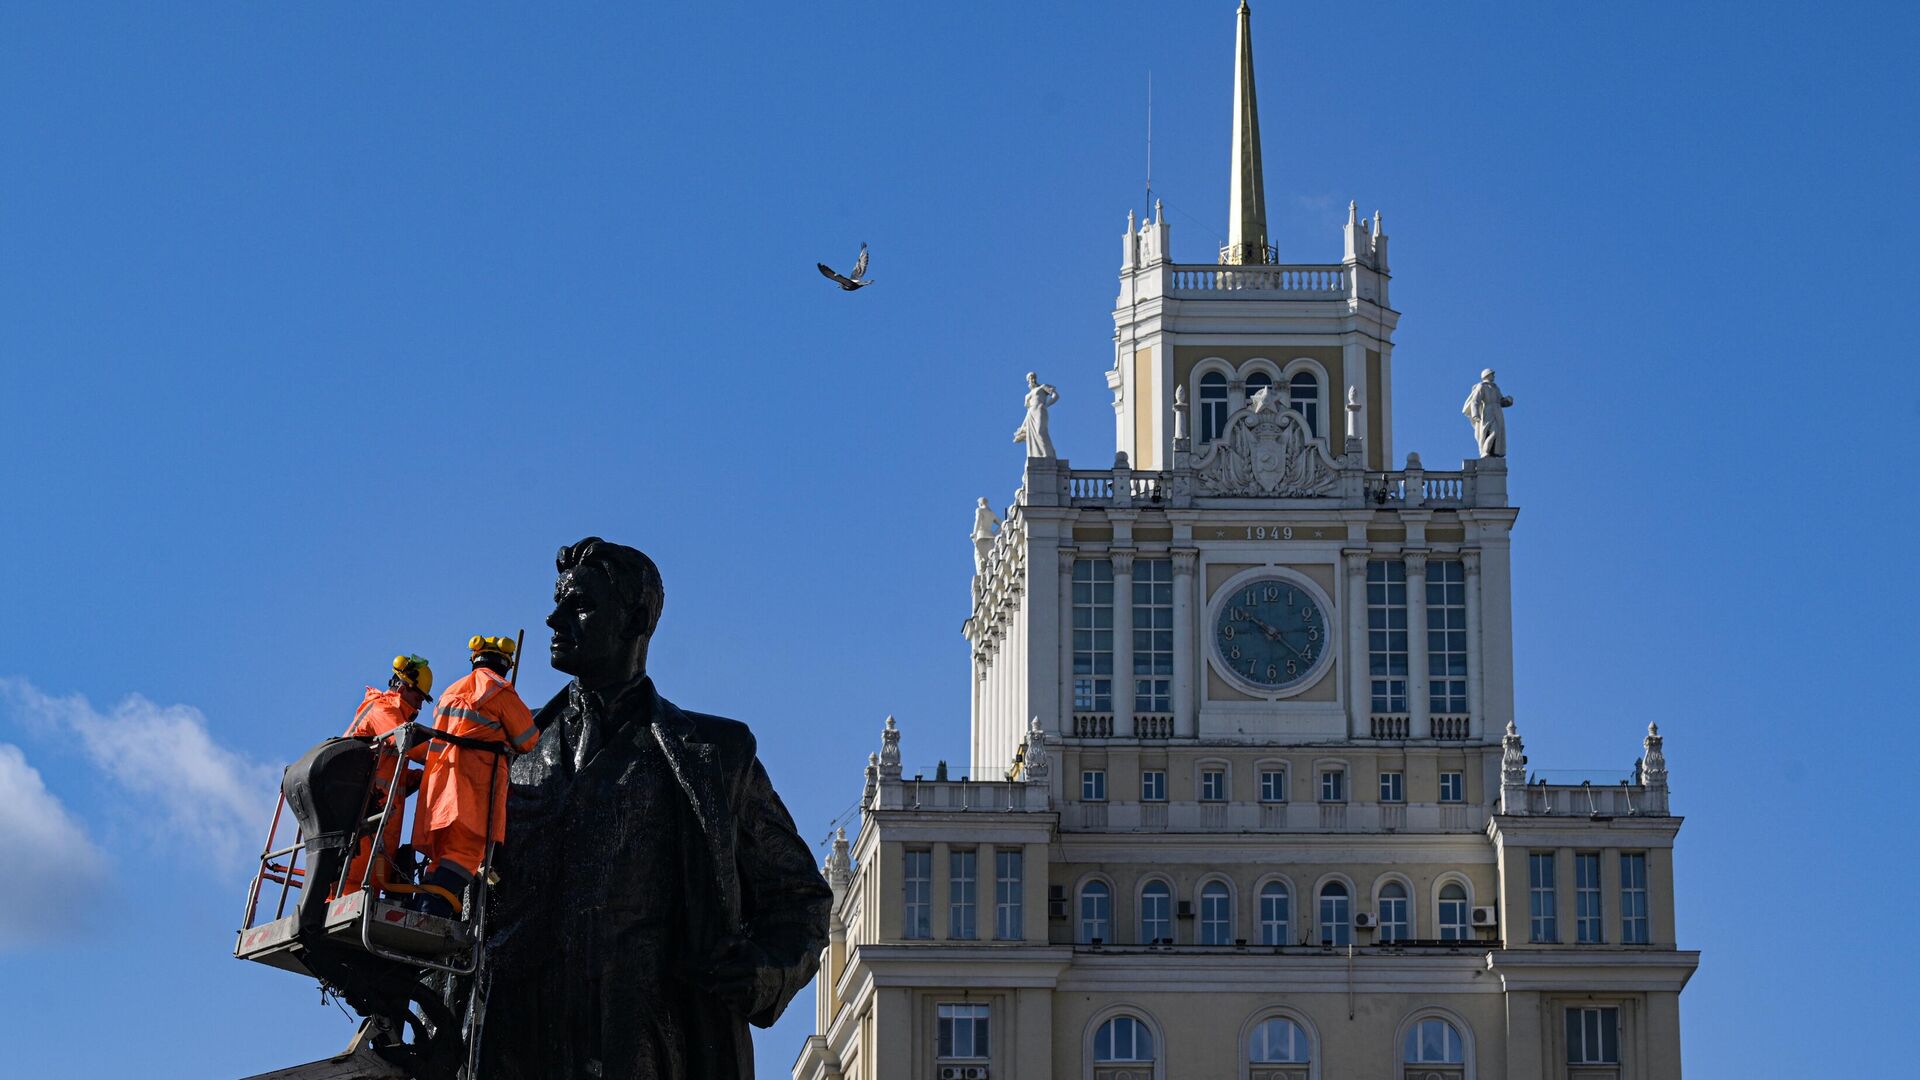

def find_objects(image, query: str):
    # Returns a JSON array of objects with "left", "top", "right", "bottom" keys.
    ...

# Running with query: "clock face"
[{"left": 1213, "top": 575, "right": 1332, "bottom": 693}]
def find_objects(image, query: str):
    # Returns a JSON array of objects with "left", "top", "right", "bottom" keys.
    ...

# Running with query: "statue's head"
[
  {"left": 1026, "top": 371, "right": 1038, "bottom": 386},
  {"left": 1481, "top": 368, "right": 1497, "bottom": 382},
  {"left": 548, "top": 536, "right": 665, "bottom": 687}
]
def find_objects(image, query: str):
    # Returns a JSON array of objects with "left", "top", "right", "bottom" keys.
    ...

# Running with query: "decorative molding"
[{"left": 1192, "top": 393, "right": 1340, "bottom": 498}]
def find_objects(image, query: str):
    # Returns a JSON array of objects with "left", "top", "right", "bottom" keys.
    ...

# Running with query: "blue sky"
[{"left": 0, "top": 2, "right": 1913, "bottom": 1076}]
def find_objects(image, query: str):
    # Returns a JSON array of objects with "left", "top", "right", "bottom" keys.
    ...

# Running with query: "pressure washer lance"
[{"left": 509, "top": 628, "right": 525, "bottom": 686}]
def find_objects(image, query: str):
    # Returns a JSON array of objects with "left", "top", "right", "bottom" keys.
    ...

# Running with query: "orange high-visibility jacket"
[
  {"left": 344, "top": 687, "right": 426, "bottom": 789},
  {"left": 414, "top": 667, "right": 538, "bottom": 844}
]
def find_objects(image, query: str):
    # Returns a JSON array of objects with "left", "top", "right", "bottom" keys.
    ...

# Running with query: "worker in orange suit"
[
  {"left": 410, "top": 635, "right": 538, "bottom": 917},
  {"left": 337, "top": 654, "right": 432, "bottom": 899}
]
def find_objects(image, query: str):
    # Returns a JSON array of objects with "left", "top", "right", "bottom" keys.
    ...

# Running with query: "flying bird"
[{"left": 817, "top": 243, "right": 873, "bottom": 291}]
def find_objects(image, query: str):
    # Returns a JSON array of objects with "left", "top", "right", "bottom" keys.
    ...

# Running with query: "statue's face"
[{"left": 547, "top": 566, "right": 645, "bottom": 680}]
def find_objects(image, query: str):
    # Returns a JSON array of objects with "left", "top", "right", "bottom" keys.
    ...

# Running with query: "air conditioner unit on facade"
[
  {"left": 1048, "top": 885, "right": 1066, "bottom": 901},
  {"left": 1353, "top": 912, "right": 1379, "bottom": 930},
  {"left": 1176, "top": 901, "right": 1195, "bottom": 918},
  {"left": 1471, "top": 905, "right": 1499, "bottom": 927},
  {"left": 936, "top": 1068, "right": 989, "bottom": 1080},
  {"left": 1047, "top": 899, "right": 1069, "bottom": 919}
]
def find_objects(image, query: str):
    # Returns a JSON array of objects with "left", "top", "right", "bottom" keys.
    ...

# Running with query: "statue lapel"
[{"left": 650, "top": 695, "right": 740, "bottom": 919}]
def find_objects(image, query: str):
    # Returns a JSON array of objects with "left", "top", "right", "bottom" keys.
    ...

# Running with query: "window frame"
[
  {"left": 1401, "top": 1014, "right": 1468, "bottom": 1066},
  {"left": 1319, "top": 768, "right": 1347, "bottom": 804},
  {"left": 1131, "top": 557, "right": 1174, "bottom": 713},
  {"left": 1528, "top": 852, "right": 1558, "bottom": 943},
  {"left": 1245, "top": 1012, "right": 1314, "bottom": 1065},
  {"left": 1139, "top": 769, "right": 1166, "bottom": 802},
  {"left": 1565, "top": 1005, "right": 1621, "bottom": 1065},
  {"left": 1317, "top": 878, "right": 1352, "bottom": 946},
  {"left": 1138, "top": 878, "right": 1173, "bottom": 945},
  {"left": 1258, "top": 766, "right": 1288, "bottom": 803},
  {"left": 902, "top": 848, "right": 932, "bottom": 940},
  {"left": 1426, "top": 558, "right": 1469, "bottom": 714},
  {"left": 1078, "top": 879, "right": 1112, "bottom": 945},
  {"left": 1435, "top": 877, "right": 1472, "bottom": 941},
  {"left": 948, "top": 848, "right": 977, "bottom": 940},
  {"left": 1439, "top": 770, "right": 1465, "bottom": 803},
  {"left": 1197, "top": 878, "right": 1234, "bottom": 945},
  {"left": 1379, "top": 770, "right": 1405, "bottom": 803},
  {"left": 993, "top": 848, "right": 1023, "bottom": 941},
  {"left": 1081, "top": 769, "right": 1107, "bottom": 802},
  {"left": 935, "top": 1002, "right": 991, "bottom": 1061},
  {"left": 1072, "top": 558, "right": 1115, "bottom": 712},
  {"left": 1367, "top": 559, "right": 1409, "bottom": 713},
  {"left": 1574, "top": 851, "right": 1603, "bottom": 944},
  {"left": 1376, "top": 878, "right": 1411, "bottom": 943},
  {"left": 1257, "top": 878, "right": 1292, "bottom": 946},
  {"left": 1090, "top": 1012, "right": 1157, "bottom": 1065},
  {"left": 1200, "top": 766, "right": 1228, "bottom": 803},
  {"left": 1620, "top": 852, "right": 1650, "bottom": 944}
]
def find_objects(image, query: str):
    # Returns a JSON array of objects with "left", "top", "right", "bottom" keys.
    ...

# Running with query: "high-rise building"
[{"left": 793, "top": 5, "right": 1696, "bottom": 1079}]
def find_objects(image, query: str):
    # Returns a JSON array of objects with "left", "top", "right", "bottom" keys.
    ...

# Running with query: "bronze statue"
[{"left": 480, "top": 537, "right": 832, "bottom": 1079}]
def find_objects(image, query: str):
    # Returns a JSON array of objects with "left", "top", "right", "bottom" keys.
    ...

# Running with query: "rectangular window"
[
  {"left": 1379, "top": 771, "right": 1404, "bottom": 803},
  {"left": 1259, "top": 769, "right": 1287, "bottom": 803},
  {"left": 936, "top": 1002, "right": 990, "bottom": 1060},
  {"left": 1528, "top": 852, "right": 1558, "bottom": 943},
  {"left": 948, "top": 850, "right": 976, "bottom": 940},
  {"left": 994, "top": 850, "right": 1023, "bottom": 940},
  {"left": 1565, "top": 1006, "right": 1620, "bottom": 1064},
  {"left": 1575, "top": 853, "right": 1603, "bottom": 944},
  {"left": 1426, "top": 559, "right": 1468, "bottom": 714},
  {"left": 1319, "top": 890, "right": 1351, "bottom": 946},
  {"left": 1320, "top": 769, "right": 1346, "bottom": 803},
  {"left": 1132, "top": 558, "right": 1174, "bottom": 712},
  {"left": 1072, "top": 559, "right": 1114, "bottom": 711},
  {"left": 1200, "top": 768, "right": 1227, "bottom": 802},
  {"left": 1140, "top": 770, "right": 1166, "bottom": 802},
  {"left": 903, "top": 849, "right": 931, "bottom": 940},
  {"left": 1439, "top": 771, "right": 1464, "bottom": 803},
  {"left": 1621, "top": 853, "right": 1649, "bottom": 944},
  {"left": 1081, "top": 769, "right": 1107, "bottom": 802},
  {"left": 1367, "top": 560, "right": 1409, "bottom": 713}
]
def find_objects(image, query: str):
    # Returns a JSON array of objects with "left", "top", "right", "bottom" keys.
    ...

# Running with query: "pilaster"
[
  {"left": 1171, "top": 548, "right": 1198, "bottom": 738},
  {"left": 1057, "top": 548, "right": 1077, "bottom": 734},
  {"left": 1342, "top": 548, "right": 1371, "bottom": 737},
  {"left": 1110, "top": 548, "right": 1137, "bottom": 738},
  {"left": 1463, "top": 548, "right": 1484, "bottom": 739},
  {"left": 1404, "top": 550, "right": 1430, "bottom": 737}
]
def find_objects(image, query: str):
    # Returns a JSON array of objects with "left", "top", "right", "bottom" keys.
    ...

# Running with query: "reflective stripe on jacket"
[
  {"left": 413, "top": 667, "right": 538, "bottom": 844},
  {"left": 344, "top": 687, "right": 424, "bottom": 789}
]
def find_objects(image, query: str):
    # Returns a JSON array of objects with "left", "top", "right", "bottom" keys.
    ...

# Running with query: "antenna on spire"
[{"left": 1145, "top": 70, "right": 1154, "bottom": 219}]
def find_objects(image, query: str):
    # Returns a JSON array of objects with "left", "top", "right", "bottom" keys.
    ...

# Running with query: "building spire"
[{"left": 1223, "top": 0, "right": 1274, "bottom": 265}]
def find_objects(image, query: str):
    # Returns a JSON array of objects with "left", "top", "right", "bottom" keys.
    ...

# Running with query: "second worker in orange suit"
[
  {"left": 411, "top": 635, "right": 539, "bottom": 917},
  {"left": 338, "top": 653, "right": 432, "bottom": 898}
]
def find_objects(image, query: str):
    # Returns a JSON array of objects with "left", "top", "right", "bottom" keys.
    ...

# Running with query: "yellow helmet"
[
  {"left": 469, "top": 635, "right": 517, "bottom": 661},
  {"left": 391, "top": 654, "right": 434, "bottom": 698}
]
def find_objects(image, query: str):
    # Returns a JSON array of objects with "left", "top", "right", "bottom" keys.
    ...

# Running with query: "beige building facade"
[{"left": 793, "top": 6, "right": 1696, "bottom": 1079}]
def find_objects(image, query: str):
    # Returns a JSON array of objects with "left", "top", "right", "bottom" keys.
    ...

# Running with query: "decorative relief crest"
[{"left": 1192, "top": 388, "right": 1340, "bottom": 497}]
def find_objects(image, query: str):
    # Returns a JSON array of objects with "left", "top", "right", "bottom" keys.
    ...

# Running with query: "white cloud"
[
  {"left": 0, "top": 742, "right": 111, "bottom": 948},
  {"left": 0, "top": 678, "right": 277, "bottom": 872}
]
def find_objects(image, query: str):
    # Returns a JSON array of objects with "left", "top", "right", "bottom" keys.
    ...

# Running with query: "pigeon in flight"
[{"left": 817, "top": 243, "right": 873, "bottom": 291}]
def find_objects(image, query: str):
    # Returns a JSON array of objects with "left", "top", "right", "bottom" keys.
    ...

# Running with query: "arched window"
[
  {"left": 1248, "top": 1016, "right": 1312, "bottom": 1065},
  {"left": 1199, "top": 372, "right": 1229, "bottom": 444},
  {"left": 1288, "top": 371, "right": 1319, "bottom": 435},
  {"left": 1404, "top": 1017, "right": 1465, "bottom": 1073},
  {"left": 1438, "top": 882, "right": 1470, "bottom": 941},
  {"left": 1079, "top": 881, "right": 1111, "bottom": 944},
  {"left": 1319, "top": 881, "right": 1351, "bottom": 946},
  {"left": 1199, "top": 881, "right": 1232, "bottom": 945},
  {"left": 1245, "top": 370, "right": 1274, "bottom": 408},
  {"left": 1140, "top": 880, "right": 1172, "bottom": 945},
  {"left": 1259, "top": 881, "right": 1290, "bottom": 946},
  {"left": 1379, "top": 881, "right": 1410, "bottom": 943},
  {"left": 1093, "top": 1015, "right": 1155, "bottom": 1063}
]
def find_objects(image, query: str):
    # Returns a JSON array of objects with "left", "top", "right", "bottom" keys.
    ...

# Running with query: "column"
[
  {"left": 1110, "top": 549, "right": 1136, "bottom": 738},
  {"left": 930, "top": 842, "right": 951, "bottom": 942},
  {"left": 1343, "top": 549, "right": 1370, "bottom": 737},
  {"left": 1404, "top": 550, "right": 1430, "bottom": 738},
  {"left": 1463, "top": 549, "right": 1484, "bottom": 739},
  {"left": 1058, "top": 548, "right": 1077, "bottom": 732},
  {"left": 1171, "top": 549, "right": 1198, "bottom": 738}
]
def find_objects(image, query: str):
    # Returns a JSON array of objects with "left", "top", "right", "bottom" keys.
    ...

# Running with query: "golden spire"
[{"left": 1223, "top": 0, "right": 1274, "bottom": 265}]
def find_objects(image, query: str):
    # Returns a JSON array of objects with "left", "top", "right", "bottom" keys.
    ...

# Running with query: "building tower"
[{"left": 795, "top": 6, "right": 1697, "bottom": 1080}]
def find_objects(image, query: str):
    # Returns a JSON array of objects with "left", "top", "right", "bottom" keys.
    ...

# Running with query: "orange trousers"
[
  {"left": 417, "top": 821, "right": 486, "bottom": 881},
  {"left": 339, "top": 805, "right": 407, "bottom": 897}
]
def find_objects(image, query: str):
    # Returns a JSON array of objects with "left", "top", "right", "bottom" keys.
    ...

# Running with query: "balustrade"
[
  {"left": 1073, "top": 713, "right": 1114, "bottom": 738},
  {"left": 1430, "top": 715, "right": 1470, "bottom": 741},
  {"left": 1167, "top": 263, "right": 1350, "bottom": 295},
  {"left": 1133, "top": 713, "right": 1173, "bottom": 739},
  {"left": 1370, "top": 714, "right": 1410, "bottom": 739}
]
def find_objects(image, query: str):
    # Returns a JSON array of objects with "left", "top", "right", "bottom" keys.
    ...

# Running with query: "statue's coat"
[{"left": 481, "top": 678, "right": 832, "bottom": 1079}]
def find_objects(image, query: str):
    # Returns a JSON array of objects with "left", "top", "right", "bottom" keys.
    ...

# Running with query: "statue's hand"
[{"left": 696, "top": 936, "right": 772, "bottom": 1015}]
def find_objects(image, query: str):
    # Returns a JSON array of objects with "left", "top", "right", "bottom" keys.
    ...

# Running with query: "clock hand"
[{"left": 1243, "top": 614, "right": 1285, "bottom": 641}]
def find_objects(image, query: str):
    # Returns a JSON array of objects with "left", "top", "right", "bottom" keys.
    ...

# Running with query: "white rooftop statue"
[
  {"left": 971, "top": 497, "right": 1003, "bottom": 574},
  {"left": 1463, "top": 368, "right": 1514, "bottom": 457},
  {"left": 1012, "top": 372, "right": 1059, "bottom": 459}
]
